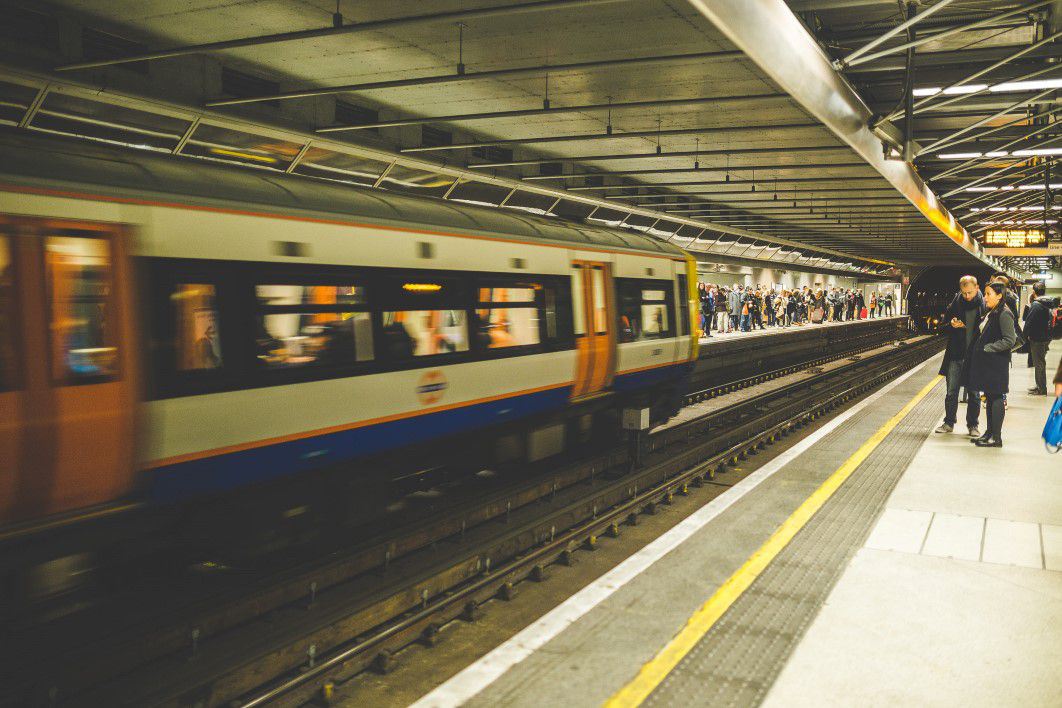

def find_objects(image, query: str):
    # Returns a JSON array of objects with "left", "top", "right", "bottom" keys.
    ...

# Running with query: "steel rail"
[
  {"left": 0, "top": 66, "right": 884, "bottom": 266},
  {"left": 521, "top": 162, "right": 873, "bottom": 181},
  {"left": 12, "top": 324, "right": 912, "bottom": 706},
  {"left": 231, "top": 336, "right": 941, "bottom": 708},
  {"left": 836, "top": 0, "right": 957, "bottom": 70},
  {"left": 317, "top": 93, "right": 787, "bottom": 133},
  {"left": 941, "top": 139, "right": 1061, "bottom": 196},
  {"left": 55, "top": 0, "right": 631, "bottom": 72},
  {"left": 204, "top": 50, "right": 744, "bottom": 107},
  {"left": 476, "top": 145, "right": 853, "bottom": 170},
  {"left": 928, "top": 108, "right": 1062, "bottom": 181},
  {"left": 570, "top": 176, "right": 887, "bottom": 192},
  {"left": 684, "top": 0, "right": 1005, "bottom": 275},
  {"left": 881, "top": 30, "right": 1062, "bottom": 123},
  {"left": 841, "top": 0, "right": 1053, "bottom": 69},
  {"left": 398, "top": 122, "right": 823, "bottom": 153},
  {"left": 917, "top": 88, "right": 1060, "bottom": 156}
]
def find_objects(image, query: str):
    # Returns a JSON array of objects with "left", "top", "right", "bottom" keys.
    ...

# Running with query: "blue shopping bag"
[{"left": 1044, "top": 397, "right": 1062, "bottom": 453}]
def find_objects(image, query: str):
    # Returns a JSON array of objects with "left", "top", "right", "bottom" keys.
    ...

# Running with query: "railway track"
[{"left": 0, "top": 332, "right": 942, "bottom": 707}]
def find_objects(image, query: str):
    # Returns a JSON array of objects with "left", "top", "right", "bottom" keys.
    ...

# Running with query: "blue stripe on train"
[
  {"left": 611, "top": 362, "right": 686, "bottom": 391},
  {"left": 147, "top": 385, "right": 572, "bottom": 503},
  {"left": 146, "top": 361, "right": 689, "bottom": 503}
]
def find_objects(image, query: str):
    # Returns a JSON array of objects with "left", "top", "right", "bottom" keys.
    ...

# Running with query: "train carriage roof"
[{"left": 0, "top": 130, "right": 686, "bottom": 258}]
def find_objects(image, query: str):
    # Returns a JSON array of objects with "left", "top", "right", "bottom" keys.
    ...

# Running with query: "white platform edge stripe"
[{"left": 410, "top": 354, "right": 940, "bottom": 708}]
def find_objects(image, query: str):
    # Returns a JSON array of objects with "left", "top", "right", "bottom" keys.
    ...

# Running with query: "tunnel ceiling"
[{"left": 1, "top": 0, "right": 1057, "bottom": 272}]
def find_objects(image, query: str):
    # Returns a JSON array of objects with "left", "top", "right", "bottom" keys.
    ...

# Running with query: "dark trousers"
[
  {"left": 1029, "top": 340, "right": 1049, "bottom": 392},
  {"left": 985, "top": 394, "right": 1005, "bottom": 440},
  {"left": 944, "top": 360, "right": 979, "bottom": 428},
  {"left": 731, "top": 314, "right": 739, "bottom": 331}
]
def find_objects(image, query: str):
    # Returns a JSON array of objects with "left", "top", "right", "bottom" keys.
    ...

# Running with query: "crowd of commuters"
[
  {"left": 936, "top": 272, "right": 1061, "bottom": 448},
  {"left": 695, "top": 282, "right": 895, "bottom": 337}
]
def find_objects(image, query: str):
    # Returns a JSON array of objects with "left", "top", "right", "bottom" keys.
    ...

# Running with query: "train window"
[
  {"left": 590, "top": 267, "right": 608, "bottom": 335},
  {"left": 475, "top": 307, "right": 540, "bottom": 349},
  {"left": 257, "top": 284, "right": 367, "bottom": 307},
  {"left": 570, "top": 265, "right": 586, "bottom": 336},
  {"left": 476, "top": 283, "right": 542, "bottom": 350},
  {"left": 44, "top": 235, "right": 118, "bottom": 382},
  {"left": 477, "top": 286, "right": 535, "bottom": 303},
  {"left": 381, "top": 310, "right": 468, "bottom": 358},
  {"left": 676, "top": 273, "right": 690, "bottom": 336},
  {"left": 617, "top": 279, "right": 675, "bottom": 343},
  {"left": 640, "top": 290, "right": 669, "bottom": 336},
  {"left": 543, "top": 285, "right": 560, "bottom": 340},
  {"left": 0, "top": 237, "right": 15, "bottom": 390},
  {"left": 256, "top": 285, "right": 373, "bottom": 369},
  {"left": 172, "top": 283, "right": 222, "bottom": 371}
]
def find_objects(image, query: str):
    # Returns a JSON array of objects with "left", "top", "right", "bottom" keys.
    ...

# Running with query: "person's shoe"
[
  {"left": 973, "top": 436, "right": 1003, "bottom": 448},
  {"left": 971, "top": 431, "right": 992, "bottom": 444},
  {"left": 967, "top": 425, "right": 980, "bottom": 438},
  {"left": 934, "top": 423, "right": 954, "bottom": 434},
  {"left": 1027, "top": 388, "right": 1047, "bottom": 396}
]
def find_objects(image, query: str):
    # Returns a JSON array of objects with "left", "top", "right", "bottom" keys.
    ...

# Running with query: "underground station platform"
[
  {"left": 402, "top": 345, "right": 1062, "bottom": 708},
  {"left": 0, "top": 1, "right": 1059, "bottom": 707}
]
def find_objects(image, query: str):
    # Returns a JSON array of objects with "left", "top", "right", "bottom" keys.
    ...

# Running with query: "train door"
[
  {"left": 1, "top": 217, "right": 138, "bottom": 524},
  {"left": 0, "top": 220, "right": 22, "bottom": 521},
  {"left": 570, "top": 260, "right": 616, "bottom": 400}
]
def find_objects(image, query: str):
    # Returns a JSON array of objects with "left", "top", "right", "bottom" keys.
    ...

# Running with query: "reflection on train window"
[
  {"left": 0, "top": 237, "right": 15, "bottom": 390},
  {"left": 258, "top": 312, "right": 374, "bottom": 368},
  {"left": 256, "top": 284, "right": 373, "bottom": 368},
  {"left": 476, "top": 283, "right": 541, "bottom": 350},
  {"left": 591, "top": 267, "right": 608, "bottom": 334},
  {"left": 382, "top": 310, "right": 468, "bottom": 358},
  {"left": 172, "top": 283, "right": 222, "bottom": 370},
  {"left": 618, "top": 280, "right": 674, "bottom": 343},
  {"left": 477, "top": 286, "right": 535, "bottom": 303},
  {"left": 542, "top": 286, "right": 559, "bottom": 340},
  {"left": 255, "top": 284, "right": 366, "bottom": 307},
  {"left": 45, "top": 235, "right": 117, "bottom": 382},
  {"left": 476, "top": 307, "right": 540, "bottom": 349},
  {"left": 640, "top": 290, "right": 669, "bottom": 336},
  {"left": 570, "top": 266, "right": 586, "bottom": 336}
]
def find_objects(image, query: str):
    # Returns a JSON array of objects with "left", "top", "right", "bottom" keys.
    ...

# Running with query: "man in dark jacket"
[
  {"left": 728, "top": 285, "right": 743, "bottom": 333},
  {"left": 1022, "top": 280, "right": 1059, "bottom": 395},
  {"left": 935, "top": 275, "right": 985, "bottom": 436}
]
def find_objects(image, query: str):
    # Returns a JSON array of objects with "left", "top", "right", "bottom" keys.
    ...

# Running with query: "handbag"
[{"left": 1043, "top": 396, "right": 1062, "bottom": 453}]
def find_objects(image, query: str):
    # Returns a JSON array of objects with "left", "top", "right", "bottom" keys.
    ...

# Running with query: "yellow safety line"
[{"left": 605, "top": 374, "right": 944, "bottom": 708}]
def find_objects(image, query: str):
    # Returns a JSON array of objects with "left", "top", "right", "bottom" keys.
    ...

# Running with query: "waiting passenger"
[
  {"left": 1022, "top": 281, "right": 1059, "bottom": 396},
  {"left": 968, "top": 281, "right": 1017, "bottom": 448},
  {"left": 934, "top": 275, "right": 984, "bottom": 436},
  {"left": 728, "top": 285, "right": 742, "bottom": 333}
]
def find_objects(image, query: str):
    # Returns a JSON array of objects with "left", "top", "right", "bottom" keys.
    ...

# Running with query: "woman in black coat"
[{"left": 968, "top": 281, "right": 1017, "bottom": 448}]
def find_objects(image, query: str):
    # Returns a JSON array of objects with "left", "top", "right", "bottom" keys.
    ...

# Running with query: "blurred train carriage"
[{"left": 0, "top": 132, "right": 698, "bottom": 530}]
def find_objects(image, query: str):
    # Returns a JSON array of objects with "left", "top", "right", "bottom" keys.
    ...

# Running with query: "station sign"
[
  {"left": 983, "top": 243, "right": 1062, "bottom": 256},
  {"left": 983, "top": 229, "right": 1045, "bottom": 248}
]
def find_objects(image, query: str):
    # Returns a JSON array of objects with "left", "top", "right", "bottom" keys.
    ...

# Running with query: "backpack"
[{"left": 1050, "top": 306, "right": 1062, "bottom": 341}]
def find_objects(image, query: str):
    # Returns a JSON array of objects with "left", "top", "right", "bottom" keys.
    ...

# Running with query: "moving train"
[{"left": 0, "top": 131, "right": 698, "bottom": 528}]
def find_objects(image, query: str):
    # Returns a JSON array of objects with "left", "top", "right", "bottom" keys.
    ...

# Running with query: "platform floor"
[
  {"left": 412, "top": 345, "right": 1061, "bottom": 708},
  {"left": 698, "top": 314, "right": 904, "bottom": 344}
]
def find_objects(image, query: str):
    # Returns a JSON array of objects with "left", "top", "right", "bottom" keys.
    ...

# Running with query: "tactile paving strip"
[{"left": 645, "top": 382, "right": 945, "bottom": 707}]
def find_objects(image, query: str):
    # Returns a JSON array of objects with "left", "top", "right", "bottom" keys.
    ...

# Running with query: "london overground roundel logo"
[{"left": 417, "top": 370, "right": 448, "bottom": 405}]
